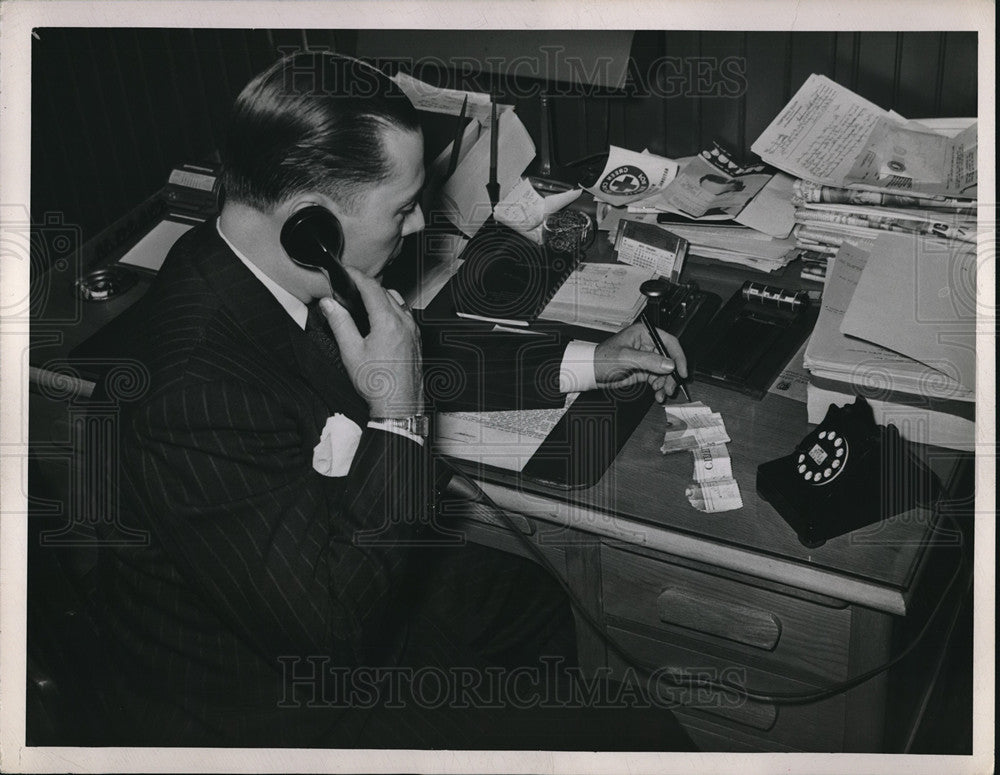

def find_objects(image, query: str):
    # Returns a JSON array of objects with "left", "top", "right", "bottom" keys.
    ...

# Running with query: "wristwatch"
[{"left": 369, "top": 415, "right": 430, "bottom": 438}]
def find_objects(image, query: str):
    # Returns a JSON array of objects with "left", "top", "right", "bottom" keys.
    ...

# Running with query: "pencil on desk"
[{"left": 640, "top": 313, "right": 693, "bottom": 402}]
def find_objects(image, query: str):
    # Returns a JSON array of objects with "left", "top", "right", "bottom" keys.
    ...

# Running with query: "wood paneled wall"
[{"left": 30, "top": 29, "right": 977, "bottom": 271}]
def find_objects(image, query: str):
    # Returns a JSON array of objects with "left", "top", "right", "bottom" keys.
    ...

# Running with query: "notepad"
[{"left": 538, "top": 262, "right": 655, "bottom": 332}]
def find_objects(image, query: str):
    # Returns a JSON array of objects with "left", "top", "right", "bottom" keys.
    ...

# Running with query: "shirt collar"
[{"left": 216, "top": 219, "right": 309, "bottom": 330}]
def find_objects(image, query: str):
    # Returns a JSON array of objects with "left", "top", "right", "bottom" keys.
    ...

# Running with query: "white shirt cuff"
[
  {"left": 559, "top": 340, "right": 598, "bottom": 393},
  {"left": 366, "top": 420, "right": 426, "bottom": 446}
]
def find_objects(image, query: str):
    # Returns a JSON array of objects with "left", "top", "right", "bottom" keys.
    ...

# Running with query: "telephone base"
[{"left": 757, "top": 397, "right": 942, "bottom": 548}]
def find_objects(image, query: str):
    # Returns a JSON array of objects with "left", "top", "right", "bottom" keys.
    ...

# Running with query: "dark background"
[{"left": 30, "top": 29, "right": 977, "bottom": 272}]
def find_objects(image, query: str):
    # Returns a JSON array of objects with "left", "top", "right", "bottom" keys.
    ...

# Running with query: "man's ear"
[{"left": 278, "top": 193, "right": 335, "bottom": 222}]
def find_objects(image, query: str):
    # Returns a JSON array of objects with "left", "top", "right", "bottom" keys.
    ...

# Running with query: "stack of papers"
[
  {"left": 600, "top": 217, "right": 798, "bottom": 272},
  {"left": 802, "top": 236, "right": 975, "bottom": 450},
  {"left": 657, "top": 223, "right": 798, "bottom": 272},
  {"left": 749, "top": 74, "right": 977, "bottom": 284},
  {"left": 538, "top": 262, "right": 655, "bottom": 332},
  {"left": 752, "top": 74, "right": 977, "bottom": 199}
]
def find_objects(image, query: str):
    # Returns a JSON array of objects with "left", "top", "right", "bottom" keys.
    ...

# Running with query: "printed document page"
[
  {"left": 751, "top": 74, "right": 887, "bottom": 187},
  {"left": 752, "top": 74, "right": 977, "bottom": 198},
  {"left": 435, "top": 394, "right": 579, "bottom": 472}
]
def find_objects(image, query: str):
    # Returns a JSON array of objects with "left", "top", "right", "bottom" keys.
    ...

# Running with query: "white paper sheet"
[
  {"left": 583, "top": 146, "right": 679, "bottom": 206},
  {"left": 432, "top": 110, "right": 536, "bottom": 237},
  {"left": 751, "top": 74, "right": 888, "bottom": 187},
  {"left": 391, "top": 71, "right": 498, "bottom": 123},
  {"left": 841, "top": 233, "right": 977, "bottom": 392},
  {"left": 493, "top": 177, "right": 583, "bottom": 244},
  {"left": 118, "top": 218, "right": 196, "bottom": 271},
  {"left": 734, "top": 172, "right": 796, "bottom": 238}
]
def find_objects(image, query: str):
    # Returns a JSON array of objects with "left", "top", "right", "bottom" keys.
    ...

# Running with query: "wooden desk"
[
  {"left": 425, "top": 230, "right": 972, "bottom": 752},
  {"left": 449, "top": 379, "right": 970, "bottom": 753},
  {"left": 27, "top": 202, "right": 972, "bottom": 753}
]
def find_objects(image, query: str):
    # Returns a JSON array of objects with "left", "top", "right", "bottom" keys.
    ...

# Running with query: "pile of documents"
[
  {"left": 751, "top": 74, "right": 977, "bottom": 283},
  {"left": 790, "top": 179, "right": 976, "bottom": 283},
  {"left": 802, "top": 235, "right": 976, "bottom": 450},
  {"left": 590, "top": 143, "right": 800, "bottom": 272},
  {"left": 597, "top": 206, "right": 798, "bottom": 272},
  {"left": 646, "top": 221, "right": 796, "bottom": 272},
  {"left": 749, "top": 74, "right": 978, "bottom": 451},
  {"left": 660, "top": 403, "right": 743, "bottom": 513}
]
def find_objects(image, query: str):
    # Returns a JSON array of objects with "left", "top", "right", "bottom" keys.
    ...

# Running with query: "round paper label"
[{"left": 599, "top": 165, "right": 649, "bottom": 197}]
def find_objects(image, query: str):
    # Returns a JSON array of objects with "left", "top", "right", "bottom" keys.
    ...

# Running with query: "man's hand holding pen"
[{"left": 593, "top": 322, "right": 689, "bottom": 404}]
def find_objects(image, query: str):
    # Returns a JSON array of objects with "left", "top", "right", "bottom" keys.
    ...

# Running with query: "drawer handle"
[{"left": 656, "top": 588, "right": 782, "bottom": 651}]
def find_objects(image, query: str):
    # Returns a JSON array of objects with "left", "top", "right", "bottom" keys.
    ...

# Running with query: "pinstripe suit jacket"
[{"left": 95, "top": 220, "right": 569, "bottom": 745}]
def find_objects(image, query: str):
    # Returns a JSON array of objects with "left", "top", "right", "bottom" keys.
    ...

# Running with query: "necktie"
[
  {"left": 304, "top": 302, "right": 371, "bottom": 423},
  {"left": 305, "top": 302, "right": 345, "bottom": 367}
]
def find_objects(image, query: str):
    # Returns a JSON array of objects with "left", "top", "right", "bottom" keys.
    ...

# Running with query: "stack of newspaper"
[
  {"left": 791, "top": 179, "right": 976, "bottom": 283},
  {"left": 751, "top": 74, "right": 977, "bottom": 284}
]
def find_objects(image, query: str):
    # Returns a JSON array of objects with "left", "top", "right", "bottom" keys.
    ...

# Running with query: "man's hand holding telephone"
[{"left": 319, "top": 269, "right": 424, "bottom": 418}]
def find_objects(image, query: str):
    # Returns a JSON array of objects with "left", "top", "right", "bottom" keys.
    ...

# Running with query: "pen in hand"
[{"left": 640, "top": 313, "right": 693, "bottom": 402}]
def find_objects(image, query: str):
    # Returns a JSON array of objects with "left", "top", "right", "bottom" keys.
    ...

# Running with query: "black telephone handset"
[
  {"left": 280, "top": 205, "right": 370, "bottom": 336},
  {"left": 757, "top": 396, "right": 941, "bottom": 548}
]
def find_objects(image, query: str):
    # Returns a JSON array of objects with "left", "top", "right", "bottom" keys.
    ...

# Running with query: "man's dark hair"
[{"left": 222, "top": 51, "right": 421, "bottom": 211}]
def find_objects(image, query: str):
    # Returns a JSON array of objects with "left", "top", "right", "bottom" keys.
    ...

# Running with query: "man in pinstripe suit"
[{"left": 95, "top": 51, "right": 692, "bottom": 749}]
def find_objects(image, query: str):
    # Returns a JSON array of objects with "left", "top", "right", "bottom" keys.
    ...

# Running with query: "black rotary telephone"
[
  {"left": 757, "top": 396, "right": 941, "bottom": 548},
  {"left": 280, "top": 205, "right": 370, "bottom": 336}
]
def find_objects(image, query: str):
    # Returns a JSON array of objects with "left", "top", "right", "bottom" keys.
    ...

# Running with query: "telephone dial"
[
  {"left": 757, "top": 396, "right": 941, "bottom": 548},
  {"left": 280, "top": 205, "right": 370, "bottom": 336}
]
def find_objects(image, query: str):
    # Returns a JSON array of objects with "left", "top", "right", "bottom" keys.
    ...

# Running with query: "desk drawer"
[
  {"left": 606, "top": 626, "right": 849, "bottom": 751},
  {"left": 601, "top": 545, "right": 853, "bottom": 682}
]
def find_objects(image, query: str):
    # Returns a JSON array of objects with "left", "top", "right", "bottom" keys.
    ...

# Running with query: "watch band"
[{"left": 369, "top": 415, "right": 430, "bottom": 438}]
